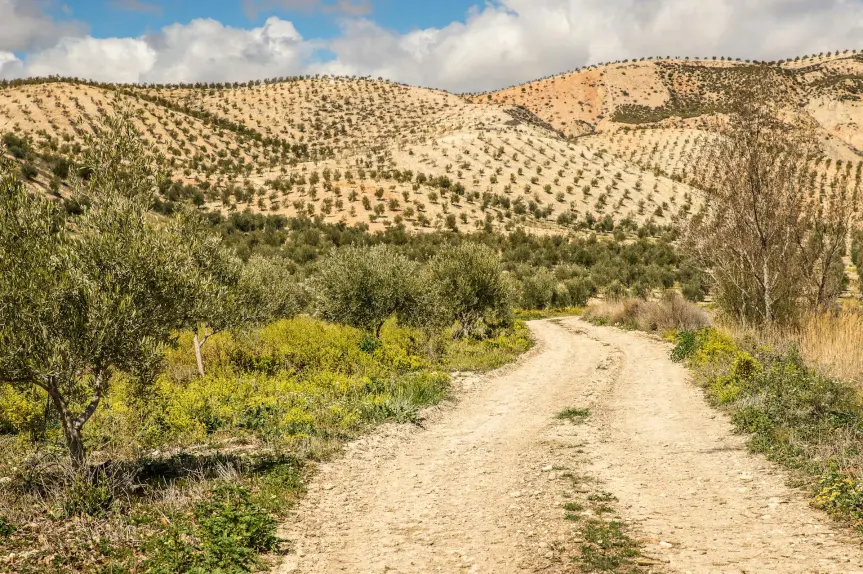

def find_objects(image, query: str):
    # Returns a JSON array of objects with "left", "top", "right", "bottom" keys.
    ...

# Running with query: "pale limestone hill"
[{"left": 5, "top": 51, "right": 863, "bottom": 234}]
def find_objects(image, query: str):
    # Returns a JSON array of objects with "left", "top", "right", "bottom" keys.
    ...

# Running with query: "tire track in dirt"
[{"left": 274, "top": 318, "right": 863, "bottom": 573}]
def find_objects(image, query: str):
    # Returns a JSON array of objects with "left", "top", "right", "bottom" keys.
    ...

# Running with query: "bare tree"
[
  {"left": 796, "top": 169, "right": 858, "bottom": 310},
  {"left": 687, "top": 109, "right": 858, "bottom": 325}
]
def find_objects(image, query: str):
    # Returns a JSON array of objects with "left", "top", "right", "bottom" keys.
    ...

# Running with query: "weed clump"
[
  {"left": 144, "top": 484, "right": 277, "bottom": 573},
  {"left": 577, "top": 518, "right": 642, "bottom": 572},
  {"left": 556, "top": 408, "right": 591, "bottom": 423}
]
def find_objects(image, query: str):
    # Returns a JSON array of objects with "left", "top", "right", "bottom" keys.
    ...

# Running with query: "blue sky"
[
  {"left": 65, "top": 0, "right": 484, "bottom": 42},
  {"left": 0, "top": 0, "right": 858, "bottom": 91}
]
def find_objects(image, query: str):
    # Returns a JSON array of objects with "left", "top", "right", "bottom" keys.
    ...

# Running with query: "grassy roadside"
[
  {"left": 513, "top": 307, "right": 585, "bottom": 322},
  {"left": 0, "top": 317, "right": 533, "bottom": 573},
  {"left": 586, "top": 295, "right": 863, "bottom": 535},
  {"left": 671, "top": 328, "right": 863, "bottom": 533}
]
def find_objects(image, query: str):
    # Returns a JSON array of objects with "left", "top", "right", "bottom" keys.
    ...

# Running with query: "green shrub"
[
  {"left": 681, "top": 278, "right": 708, "bottom": 302},
  {"left": 670, "top": 329, "right": 705, "bottom": 363},
  {"left": 19, "top": 163, "right": 38, "bottom": 180},
  {"left": 194, "top": 485, "right": 278, "bottom": 570},
  {"left": 814, "top": 466, "right": 863, "bottom": 522},
  {"left": 144, "top": 485, "right": 278, "bottom": 574},
  {"left": 0, "top": 516, "right": 16, "bottom": 538},
  {"left": 313, "top": 244, "right": 419, "bottom": 337},
  {"left": 61, "top": 472, "right": 116, "bottom": 518},
  {"left": 520, "top": 269, "right": 556, "bottom": 310},
  {"left": 563, "top": 278, "right": 595, "bottom": 307},
  {"left": 422, "top": 243, "right": 513, "bottom": 335},
  {"left": 603, "top": 280, "right": 626, "bottom": 301}
]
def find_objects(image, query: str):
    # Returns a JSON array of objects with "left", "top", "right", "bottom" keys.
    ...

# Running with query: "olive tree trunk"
[
  {"left": 40, "top": 373, "right": 106, "bottom": 469},
  {"left": 193, "top": 332, "right": 206, "bottom": 377}
]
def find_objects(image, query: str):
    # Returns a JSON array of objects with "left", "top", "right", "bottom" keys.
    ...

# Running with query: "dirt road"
[{"left": 275, "top": 318, "right": 863, "bottom": 573}]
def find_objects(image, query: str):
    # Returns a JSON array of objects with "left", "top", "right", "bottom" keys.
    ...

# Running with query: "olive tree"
[
  {"left": 422, "top": 243, "right": 512, "bottom": 337},
  {"left": 519, "top": 268, "right": 557, "bottom": 310},
  {"left": 186, "top": 234, "right": 305, "bottom": 376},
  {"left": 313, "top": 244, "right": 419, "bottom": 337},
  {"left": 0, "top": 112, "right": 241, "bottom": 466},
  {"left": 0, "top": 154, "right": 203, "bottom": 467}
]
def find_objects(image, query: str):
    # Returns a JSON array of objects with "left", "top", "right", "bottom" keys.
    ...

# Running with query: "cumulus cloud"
[
  {"left": 26, "top": 37, "right": 157, "bottom": 83},
  {"left": 0, "top": 51, "right": 24, "bottom": 79},
  {"left": 11, "top": 17, "right": 314, "bottom": 84},
  {"left": 0, "top": 0, "right": 86, "bottom": 52},
  {"left": 318, "top": 0, "right": 863, "bottom": 92},
  {"left": 2, "top": 0, "right": 862, "bottom": 91},
  {"left": 139, "top": 17, "right": 312, "bottom": 83}
]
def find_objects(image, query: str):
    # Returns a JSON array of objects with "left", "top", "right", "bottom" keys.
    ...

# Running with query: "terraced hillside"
[{"left": 4, "top": 50, "right": 863, "bottom": 234}]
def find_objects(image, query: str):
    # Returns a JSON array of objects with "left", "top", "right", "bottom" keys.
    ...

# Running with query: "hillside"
[
  {"left": 4, "top": 50, "right": 863, "bottom": 234},
  {"left": 471, "top": 52, "right": 863, "bottom": 195}
]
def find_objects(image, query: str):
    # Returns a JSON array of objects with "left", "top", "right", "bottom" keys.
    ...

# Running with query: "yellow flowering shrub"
[{"left": 0, "top": 384, "right": 45, "bottom": 437}]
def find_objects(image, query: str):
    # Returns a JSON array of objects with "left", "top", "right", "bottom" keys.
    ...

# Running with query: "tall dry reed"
[{"left": 720, "top": 307, "right": 863, "bottom": 389}]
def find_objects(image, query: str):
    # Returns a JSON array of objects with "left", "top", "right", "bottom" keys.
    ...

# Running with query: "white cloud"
[
  {"left": 26, "top": 37, "right": 156, "bottom": 83},
  {"left": 0, "top": 51, "right": 24, "bottom": 78},
  {"left": 2, "top": 0, "right": 862, "bottom": 91},
  {"left": 318, "top": 0, "right": 863, "bottom": 92},
  {"left": 9, "top": 17, "right": 314, "bottom": 84},
  {"left": 0, "top": 0, "right": 86, "bottom": 52},
  {"left": 139, "top": 17, "right": 311, "bottom": 83}
]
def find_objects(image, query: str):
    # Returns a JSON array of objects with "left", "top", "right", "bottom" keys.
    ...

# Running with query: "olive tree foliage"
[
  {"left": 313, "top": 244, "right": 419, "bottom": 337},
  {"left": 421, "top": 243, "right": 513, "bottom": 337},
  {"left": 518, "top": 268, "right": 557, "bottom": 311},
  {"left": 686, "top": 109, "right": 859, "bottom": 325},
  {"left": 180, "top": 215, "right": 303, "bottom": 376},
  {"left": 0, "top": 130, "right": 205, "bottom": 466},
  {"left": 0, "top": 110, "right": 280, "bottom": 466}
]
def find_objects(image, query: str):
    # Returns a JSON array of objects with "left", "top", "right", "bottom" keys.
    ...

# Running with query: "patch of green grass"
[
  {"left": 587, "top": 491, "right": 618, "bottom": 503},
  {"left": 249, "top": 456, "right": 306, "bottom": 514},
  {"left": 442, "top": 322, "right": 533, "bottom": 372},
  {"left": 576, "top": 518, "right": 642, "bottom": 572},
  {"left": 556, "top": 407, "right": 591, "bottom": 423},
  {"left": 143, "top": 484, "right": 278, "bottom": 574},
  {"left": 556, "top": 469, "right": 648, "bottom": 572}
]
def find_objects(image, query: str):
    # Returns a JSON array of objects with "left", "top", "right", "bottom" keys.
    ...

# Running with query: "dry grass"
[
  {"left": 721, "top": 307, "right": 863, "bottom": 389},
  {"left": 584, "top": 292, "right": 710, "bottom": 333},
  {"left": 798, "top": 310, "right": 863, "bottom": 387}
]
